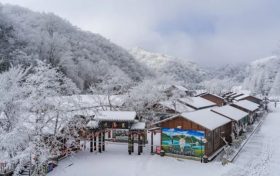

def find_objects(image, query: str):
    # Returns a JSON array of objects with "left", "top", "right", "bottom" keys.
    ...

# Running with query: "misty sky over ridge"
[{"left": 0, "top": 0, "right": 279, "bottom": 66}]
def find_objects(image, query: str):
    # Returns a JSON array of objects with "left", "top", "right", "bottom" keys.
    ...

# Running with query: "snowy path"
[
  {"left": 223, "top": 105, "right": 280, "bottom": 176},
  {"left": 48, "top": 105, "right": 280, "bottom": 176},
  {"left": 48, "top": 135, "right": 230, "bottom": 176}
]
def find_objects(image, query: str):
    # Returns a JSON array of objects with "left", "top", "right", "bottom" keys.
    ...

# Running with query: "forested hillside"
[{"left": 0, "top": 4, "right": 150, "bottom": 90}]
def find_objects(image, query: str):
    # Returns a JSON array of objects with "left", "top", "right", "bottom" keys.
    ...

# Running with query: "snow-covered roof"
[
  {"left": 46, "top": 94, "right": 125, "bottom": 111},
  {"left": 193, "top": 89, "right": 207, "bottom": 96},
  {"left": 234, "top": 94, "right": 250, "bottom": 101},
  {"left": 94, "top": 111, "right": 137, "bottom": 122},
  {"left": 86, "top": 120, "right": 99, "bottom": 129},
  {"left": 225, "top": 92, "right": 237, "bottom": 98},
  {"left": 181, "top": 109, "right": 231, "bottom": 130},
  {"left": 131, "top": 122, "right": 146, "bottom": 130},
  {"left": 179, "top": 97, "right": 216, "bottom": 109},
  {"left": 159, "top": 100, "right": 195, "bottom": 113},
  {"left": 233, "top": 100, "right": 259, "bottom": 112},
  {"left": 0, "top": 111, "right": 7, "bottom": 120},
  {"left": 222, "top": 92, "right": 233, "bottom": 96},
  {"left": 231, "top": 93, "right": 244, "bottom": 98},
  {"left": 39, "top": 110, "right": 136, "bottom": 134},
  {"left": 172, "top": 85, "right": 188, "bottom": 91},
  {"left": 211, "top": 105, "right": 248, "bottom": 121},
  {"left": 200, "top": 93, "right": 225, "bottom": 100}
]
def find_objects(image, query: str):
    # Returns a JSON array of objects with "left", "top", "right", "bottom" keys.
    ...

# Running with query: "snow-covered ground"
[
  {"left": 222, "top": 104, "right": 280, "bottom": 176},
  {"left": 48, "top": 104, "right": 280, "bottom": 176}
]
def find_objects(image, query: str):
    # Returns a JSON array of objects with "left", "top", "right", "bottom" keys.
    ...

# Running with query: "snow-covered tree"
[
  {"left": 243, "top": 56, "right": 280, "bottom": 95},
  {"left": 0, "top": 65, "right": 30, "bottom": 132},
  {"left": 269, "top": 70, "right": 280, "bottom": 97},
  {"left": 201, "top": 78, "right": 235, "bottom": 95},
  {"left": 125, "top": 75, "right": 182, "bottom": 119},
  {"left": 0, "top": 4, "right": 149, "bottom": 91},
  {"left": 0, "top": 61, "right": 80, "bottom": 174},
  {"left": 89, "top": 66, "right": 132, "bottom": 110}
]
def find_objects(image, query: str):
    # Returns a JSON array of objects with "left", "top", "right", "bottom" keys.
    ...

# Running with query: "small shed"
[
  {"left": 211, "top": 105, "right": 249, "bottom": 137},
  {"left": 178, "top": 97, "right": 217, "bottom": 110},
  {"left": 211, "top": 105, "right": 249, "bottom": 125},
  {"left": 200, "top": 93, "right": 226, "bottom": 106},
  {"left": 235, "top": 95, "right": 263, "bottom": 105},
  {"left": 153, "top": 109, "right": 231, "bottom": 160},
  {"left": 231, "top": 100, "right": 260, "bottom": 123}
]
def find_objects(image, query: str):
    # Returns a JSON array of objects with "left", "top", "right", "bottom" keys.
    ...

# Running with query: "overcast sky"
[{"left": 1, "top": 0, "right": 279, "bottom": 66}]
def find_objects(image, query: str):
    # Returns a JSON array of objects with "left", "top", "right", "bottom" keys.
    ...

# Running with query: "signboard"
[
  {"left": 101, "top": 122, "right": 129, "bottom": 129},
  {"left": 161, "top": 128, "right": 205, "bottom": 157},
  {"left": 112, "top": 129, "right": 129, "bottom": 141}
]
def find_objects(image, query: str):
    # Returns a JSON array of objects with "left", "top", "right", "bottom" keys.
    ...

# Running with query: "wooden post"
[
  {"left": 151, "top": 131, "right": 154, "bottom": 154},
  {"left": 143, "top": 132, "right": 146, "bottom": 147},
  {"left": 108, "top": 130, "right": 111, "bottom": 138},
  {"left": 76, "top": 138, "right": 81, "bottom": 150},
  {"left": 102, "top": 131, "right": 105, "bottom": 151},
  {"left": 128, "top": 131, "right": 132, "bottom": 155},
  {"left": 90, "top": 133, "right": 93, "bottom": 152},
  {"left": 140, "top": 134, "right": 143, "bottom": 154},
  {"left": 131, "top": 133, "right": 134, "bottom": 153},
  {"left": 94, "top": 132, "right": 97, "bottom": 151},
  {"left": 98, "top": 132, "right": 102, "bottom": 153},
  {"left": 138, "top": 133, "right": 141, "bottom": 155}
]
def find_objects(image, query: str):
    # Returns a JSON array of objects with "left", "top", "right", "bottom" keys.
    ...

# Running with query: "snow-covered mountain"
[
  {"left": 243, "top": 56, "right": 280, "bottom": 95},
  {"left": 129, "top": 47, "right": 204, "bottom": 86},
  {"left": 0, "top": 4, "right": 150, "bottom": 90}
]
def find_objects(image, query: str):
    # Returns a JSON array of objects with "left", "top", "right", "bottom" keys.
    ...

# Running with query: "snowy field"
[{"left": 48, "top": 104, "right": 280, "bottom": 176}]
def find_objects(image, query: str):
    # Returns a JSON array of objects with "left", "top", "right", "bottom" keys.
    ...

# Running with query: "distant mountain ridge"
[{"left": 129, "top": 47, "right": 205, "bottom": 87}]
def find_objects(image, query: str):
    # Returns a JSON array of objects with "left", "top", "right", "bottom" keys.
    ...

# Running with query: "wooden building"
[
  {"left": 235, "top": 95, "right": 263, "bottom": 105},
  {"left": 231, "top": 100, "right": 260, "bottom": 124},
  {"left": 222, "top": 92, "right": 235, "bottom": 98},
  {"left": 178, "top": 97, "right": 217, "bottom": 110},
  {"left": 154, "top": 100, "right": 195, "bottom": 114},
  {"left": 153, "top": 109, "right": 231, "bottom": 161},
  {"left": 211, "top": 105, "right": 249, "bottom": 137},
  {"left": 227, "top": 93, "right": 244, "bottom": 103},
  {"left": 200, "top": 93, "right": 226, "bottom": 106}
]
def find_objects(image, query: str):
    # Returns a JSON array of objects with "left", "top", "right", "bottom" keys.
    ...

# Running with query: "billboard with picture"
[{"left": 161, "top": 128, "right": 205, "bottom": 157}]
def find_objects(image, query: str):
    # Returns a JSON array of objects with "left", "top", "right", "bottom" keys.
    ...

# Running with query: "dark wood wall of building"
[
  {"left": 160, "top": 116, "right": 231, "bottom": 157},
  {"left": 231, "top": 104, "right": 252, "bottom": 114},
  {"left": 201, "top": 94, "right": 225, "bottom": 107},
  {"left": 240, "top": 96, "right": 262, "bottom": 105}
]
